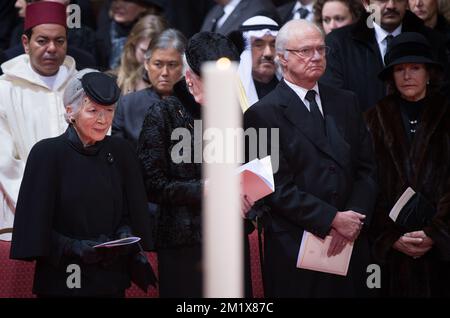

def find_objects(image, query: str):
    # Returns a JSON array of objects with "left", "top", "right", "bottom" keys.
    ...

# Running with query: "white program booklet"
[
  {"left": 93, "top": 236, "right": 141, "bottom": 248},
  {"left": 237, "top": 156, "right": 275, "bottom": 202}
]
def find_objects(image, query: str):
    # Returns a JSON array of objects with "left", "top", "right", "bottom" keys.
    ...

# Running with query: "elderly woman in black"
[
  {"left": 365, "top": 32, "right": 450, "bottom": 297},
  {"left": 11, "top": 70, "right": 155, "bottom": 297},
  {"left": 137, "top": 32, "right": 255, "bottom": 297}
]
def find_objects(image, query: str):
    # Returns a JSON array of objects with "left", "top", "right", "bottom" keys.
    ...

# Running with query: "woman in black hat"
[
  {"left": 365, "top": 32, "right": 450, "bottom": 297},
  {"left": 10, "top": 69, "right": 155, "bottom": 297},
  {"left": 137, "top": 32, "right": 255, "bottom": 297}
]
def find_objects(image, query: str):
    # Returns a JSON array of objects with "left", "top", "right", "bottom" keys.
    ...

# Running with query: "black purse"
[{"left": 395, "top": 192, "right": 436, "bottom": 231}]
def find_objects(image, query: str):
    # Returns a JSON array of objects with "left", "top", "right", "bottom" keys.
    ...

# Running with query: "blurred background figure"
[
  {"left": 409, "top": 0, "right": 450, "bottom": 46},
  {"left": 0, "top": 0, "right": 20, "bottom": 50},
  {"left": 439, "top": 0, "right": 450, "bottom": 22},
  {"left": 201, "top": 0, "right": 280, "bottom": 35},
  {"left": 365, "top": 32, "right": 450, "bottom": 297},
  {"left": 277, "top": 0, "right": 316, "bottom": 25},
  {"left": 96, "top": 0, "right": 163, "bottom": 70},
  {"left": 113, "top": 28, "right": 186, "bottom": 149},
  {"left": 116, "top": 14, "right": 167, "bottom": 94},
  {"left": 313, "top": 0, "right": 365, "bottom": 34}
]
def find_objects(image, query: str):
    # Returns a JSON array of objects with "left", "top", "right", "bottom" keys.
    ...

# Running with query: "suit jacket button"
[
  {"left": 329, "top": 165, "right": 336, "bottom": 173},
  {"left": 332, "top": 191, "right": 339, "bottom": 198}
]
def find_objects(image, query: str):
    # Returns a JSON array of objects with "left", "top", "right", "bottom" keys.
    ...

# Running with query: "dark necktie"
[
  {"left": 211, "top": 7, "right": 225, "bottom": 32},
  {"left": 385, "top": 34, "right": 394, "bottom": 56},
  {"left": 297, "top": 7, "right": 309, "bottom": 19},
  {"left": 305, "top": 90, "right": 326, "bottom": 135}
]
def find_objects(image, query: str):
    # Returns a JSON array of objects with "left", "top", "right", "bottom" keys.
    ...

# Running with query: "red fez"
[{"left": 24, "top": 2, "right": 67, "bottom": 31}]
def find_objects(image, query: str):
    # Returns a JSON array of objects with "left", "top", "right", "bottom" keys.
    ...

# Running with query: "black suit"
[
  {"left": 277, "top": 1, "right": 314, "bottom": 25},
  {"left": 112, "top": 88, "right": 160, "bottom": 149},
  {"left": 244, "top": 80, "right": 377, "bottom": 297},
  {"left": 201, "top": 0, "right": 280, "bottom": 35}
]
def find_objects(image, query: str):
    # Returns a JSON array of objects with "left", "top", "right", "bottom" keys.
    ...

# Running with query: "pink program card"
[{"left": 296, "top": 231, "right": 354, "bottom": 276}]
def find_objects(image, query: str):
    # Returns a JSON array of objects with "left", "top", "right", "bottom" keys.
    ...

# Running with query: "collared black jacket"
[{"left": 244, "top": 80, "right": 377, "bottom": 297}]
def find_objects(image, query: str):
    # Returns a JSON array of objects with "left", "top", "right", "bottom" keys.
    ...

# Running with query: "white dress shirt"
[
  {"left": 216, "top": 0, "right": 242, "bottom": 29},
  {"left": 373, "top": 22, "right": 402, "bottom": 62},
  {"left": 284, "top": 79, "right": 324, "bottom": 116},
  {"left": 292, "top": 1, "right": 314, "bottom": 22}
]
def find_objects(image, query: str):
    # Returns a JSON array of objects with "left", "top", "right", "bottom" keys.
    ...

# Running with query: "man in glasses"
[{"left": 244, "top": 19, "right": 377, "bottom": 297}]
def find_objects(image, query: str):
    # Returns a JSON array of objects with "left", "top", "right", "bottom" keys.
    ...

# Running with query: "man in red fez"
[
  {"left": 22, "top": 1, "right": 69, "bottom": 76},
  {"left": 0, "top": 1, "right": 77, "bottom": 241}
]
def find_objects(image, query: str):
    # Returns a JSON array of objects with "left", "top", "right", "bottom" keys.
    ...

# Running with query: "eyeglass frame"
[{"left": 285, "top": 45, "right": 331, "bottom": 58}]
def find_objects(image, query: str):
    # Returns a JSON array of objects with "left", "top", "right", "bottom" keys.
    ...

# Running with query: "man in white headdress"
[{"left": 238, "top": 16, "right": 280, "bottom": 109}]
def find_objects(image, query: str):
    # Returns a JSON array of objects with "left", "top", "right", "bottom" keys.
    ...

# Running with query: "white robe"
[{"left": 0, "top": 54, "right": 76, "bottom": 241}]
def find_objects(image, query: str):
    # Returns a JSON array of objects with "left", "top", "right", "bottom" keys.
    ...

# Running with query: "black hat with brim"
[
  {"left": 185, "top": 32, "right": 240, "bottom": 76},
  {"left": 81, "top": 72, "right": 121, "bottom": 106},
  {"left": 378, "top": 32, "right": 442, "bottom": 80}
]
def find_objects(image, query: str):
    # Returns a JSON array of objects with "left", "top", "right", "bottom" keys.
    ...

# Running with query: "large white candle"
[{"left": 202, "top": 58, "right": 243, "bottom": 298}]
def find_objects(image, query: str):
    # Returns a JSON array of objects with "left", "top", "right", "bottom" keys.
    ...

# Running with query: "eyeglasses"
[{"left": 285, "top": 45, "right": 330, "bottom": 58}]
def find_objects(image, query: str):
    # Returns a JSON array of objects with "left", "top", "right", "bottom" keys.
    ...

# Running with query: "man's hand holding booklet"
[{"left": 237, "top": 156, "right": 275, "bottom": 203}]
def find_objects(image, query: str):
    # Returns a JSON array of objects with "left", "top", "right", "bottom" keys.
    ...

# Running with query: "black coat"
[
  {"left": 10, "top": 126, "right": 153, "bottom": 296},
  {"left": 112, "top": 87, "right": 160, "bottom": 149},
  {"left": 322, "top": 11, "right": 449, "bottom": 111},
  {"left": 244, "top": 80, "right": 377, "bottom": 297},
  {"left": 365, "top": 93, "right": 450, "bottom": 297},
  {"left": 137, "top": 82, "right": 202, "bottom": 249}
]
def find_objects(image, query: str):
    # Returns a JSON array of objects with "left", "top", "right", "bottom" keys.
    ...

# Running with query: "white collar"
[
  {"left": 283, "top": 78, "right": 323, "bottom": 115},
  {"left": 293, "top": 1, "right": 314, "bottom": 14},
  {"left": 284, "top": 79, "right": 319, "bottom": 100},
  {"left": 29, "top": 63, "right": 69, "bottom": 91},
  {"left": 224, "top": 0, "right": 241, "bottom": 15},
  {"left": 373, "top": 22, "right": 402, "bottom": 46}
]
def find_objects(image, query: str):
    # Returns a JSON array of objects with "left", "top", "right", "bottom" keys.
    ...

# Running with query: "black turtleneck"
[
  {"left": 254, "top": 76, "right": 279, "bottom": 100},
  {"left": 66, "top": 124, "right": 105, "bottom": 156}
]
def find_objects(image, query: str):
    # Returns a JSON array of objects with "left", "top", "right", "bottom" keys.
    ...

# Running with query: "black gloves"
[
  {"left": 65, "top": 239, "right": 103, "bottom": 264},
  {"left": 115, "top": 224, "right": 133, "bottom": 240}
]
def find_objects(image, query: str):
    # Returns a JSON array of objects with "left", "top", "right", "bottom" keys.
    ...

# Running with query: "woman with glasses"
[{"left": 11, "top": 69, "right": 155, "bottom": 297}]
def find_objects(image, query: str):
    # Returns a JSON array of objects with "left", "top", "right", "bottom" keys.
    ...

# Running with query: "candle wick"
[{"left": 216, "top": 57, "right": 231, "bottom": 70}]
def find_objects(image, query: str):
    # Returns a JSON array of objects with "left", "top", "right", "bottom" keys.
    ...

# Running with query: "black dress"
[{"left": 10, "top": 126, "right": 153, "bottom": 297}]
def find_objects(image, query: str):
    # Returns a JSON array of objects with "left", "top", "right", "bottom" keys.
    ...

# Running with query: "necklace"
[{"left": 409, "top": 119, "right": 418, "bottom": 134}]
